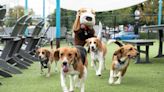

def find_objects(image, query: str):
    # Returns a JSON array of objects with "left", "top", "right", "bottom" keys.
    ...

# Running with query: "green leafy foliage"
[{"left": 4, "top": 6, "right": 34, "bottom": 27}]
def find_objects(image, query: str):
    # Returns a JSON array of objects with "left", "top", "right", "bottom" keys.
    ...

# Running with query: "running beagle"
[
  {"left": 108, "top": 43, "right": 138, "bottom": 84},
  {"left": 54, "top": 46, "right": 88, "bottom": 92},
  {"left": 86, "top": 37, "right": 107, "bottom": 76},
  {"left": 36, "top": 48, "right": 58, "bottom": 77}
]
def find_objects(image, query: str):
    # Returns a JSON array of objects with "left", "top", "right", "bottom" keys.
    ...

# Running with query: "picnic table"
[
  {"left": 142, "top": 25, "right": 164, "bottom": 58},
  {"left": 122, "top": 39, "right": 155, "bottom": 63}
]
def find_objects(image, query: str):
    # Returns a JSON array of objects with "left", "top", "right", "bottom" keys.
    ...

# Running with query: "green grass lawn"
[{"left": 1, "top": 40, "right": 164, "bottom": 92}]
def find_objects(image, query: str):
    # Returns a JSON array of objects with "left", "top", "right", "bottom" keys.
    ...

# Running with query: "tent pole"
[
  {"left": 56, "top": 0, "right": 60, "bottom": 48},
  {"left": 156, "top": 0, "right": 163, "bottom": 57},
  {"left": 43, "top": 0, "right": 45, "bottom": 21},
  {"left": 25, "top": 0, "right": 28, "bottom": 15},
  {"left": 158, "top": 0, "right": 163, "bottom": 25},
  {"left": 24, "top": 0, "right": 28, "bottom": 36}
]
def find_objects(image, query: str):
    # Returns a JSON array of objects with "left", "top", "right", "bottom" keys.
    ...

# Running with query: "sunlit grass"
[{"left": 0, "top": 40, "right": 164, "bottom": 92}]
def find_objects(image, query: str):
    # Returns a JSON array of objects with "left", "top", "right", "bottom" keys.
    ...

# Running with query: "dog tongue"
[{"left": 63, "top": 65, "right": 69, "bottom": 73}]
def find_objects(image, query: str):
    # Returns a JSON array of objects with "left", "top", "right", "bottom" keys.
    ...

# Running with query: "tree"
[
  {"left": 48, "top": 8, "right": 76, "bottom": 31},
  {"left": 5, "top": 6, "right": 34, "bottom": 27},
  {"left": 49, "top": 7, "right": 135, "bottom": 30},
  {"left": 136, "top": 0, "right": 164, "bottom": 25},
  {"left": 96, "top": 8, "right": 135, "bottom": 27},
  {"left": 48, "top": 1, "right": 164, "bottom": 29}
]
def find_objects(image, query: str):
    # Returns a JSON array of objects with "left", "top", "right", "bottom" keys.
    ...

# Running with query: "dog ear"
[
  {"left": 91, "top": 9, "right": 96, "bottom": 15},
  {"left": 85, "top": 39, "right": 91, "bottom": 53},
  {"left": 120, "top": 48, "right": 124, "bottom": 53},
  {"left": 73, "top": 48, "right": 80, "bottom": 61},
  {"left": 72, "top": 10, "right": 80, "bottom": 31},
  {"left": 97, "top": 39, "right": 102, "bottom": 49},
  {"left": 45, "top": 49, "right": 50, "bottom": 58},
  {"left": 114, "top": 47, "right": 124, "bottom": 56},
  {"left": 70, "top": 48, "right": 80, "bottom": 69},
  {"left": 54, "top": 49, "right": 60, "bottom": 61},
  {"left": 75, "top": 51, "right": 80, "bottom": 61},
  {"left": 33, "top": 49, "right": 36, "bottom": 53},
  {"left": 85, "top": 38, "right": 90, "bottom": 47},
  {"left": 35, "top": 49, "right": 40, "bottom": 55}
]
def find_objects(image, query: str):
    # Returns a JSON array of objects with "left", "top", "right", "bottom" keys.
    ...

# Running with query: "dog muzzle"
[
  {"left": 40, "top": 59, "right": 48, "bottom": 68},
  {"left": 62, "top": 62, "right": 69, "bottom": 73},
  {"left": 80, "top": 13, "right": 95, "bottom": 26}
]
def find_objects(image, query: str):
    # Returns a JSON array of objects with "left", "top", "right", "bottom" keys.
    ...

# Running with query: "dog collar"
[
  {"left": 118, "top": 59, "right": 125, "bottom": 65},
  {"left": 92, "top": 49, "right": 98, "bottom": 53},
  {"left": 40, "top": 59, "right": 49, "bottom": 68}
]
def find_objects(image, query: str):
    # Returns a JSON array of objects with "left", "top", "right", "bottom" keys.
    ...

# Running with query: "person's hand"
[{"left": 76, "top": 10, "right": 81, "bottom": 17}]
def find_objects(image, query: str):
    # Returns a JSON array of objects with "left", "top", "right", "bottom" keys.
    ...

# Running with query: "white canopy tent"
[
  {"left": 1, "top": 0, "right": 148, "bottom": 15},
  {"left": 61, "top": 0, "right": 147, "bottom": 12}
]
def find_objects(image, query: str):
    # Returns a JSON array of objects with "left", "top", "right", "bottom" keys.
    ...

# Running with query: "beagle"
[
  {"left": 108, "top": 44, "right": 138, "bottom": 84},
  {"left": 36, "top": 48, "right": 58, "bottom": 77},
  {"left": 86, "top": 37, "right": 107, "bottom": 76},
  {"left": 73, "top": 8, "right": 96, "bottom": 46},
  {"left": 54, "top": 46, "right": 88, "bottom": 92}
]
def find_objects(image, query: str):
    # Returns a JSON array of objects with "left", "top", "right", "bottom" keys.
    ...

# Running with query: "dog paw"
[
  {"left": 113, "top": 74, "right": 118, "bottom": 78},
  {"left": 114, "top": 81, "right": 121, "bottom": 85},
  {"left": 96, "top": 73, "right": 101, "bottom": 77},
  {"left": 46, "top": 74, "right": 50, "bottom": 77},
  {"left": 69, "top": 90, "right": 74, "bottom": 92},
  {"left": 96, "top": 72, "right": 101, "bottom": 77},
  {"left": 109, "top": 81, "right": 114, "bottom": 84},
  {"left": 108, "top": 78, "right": 114, "bottom": 84},
  {"left": 63, "top": 88, "right": 69, "bottom": 92}
]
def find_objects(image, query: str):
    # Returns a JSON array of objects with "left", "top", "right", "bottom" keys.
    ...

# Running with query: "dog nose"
[
  {"left": 91, "top": 46, "right": 94, "bottom": 49},
  {"left": 86, "top": 16, "right": 92, "bottom": 21},
  {"left": 63, "top": 62, "right": 67, "bottom": 66},
  {"left": 137, "top": 52, "right": 139, "bottom": 55},
  {"left": 39, "top": 56, "right": 42, "bottom": 59}
]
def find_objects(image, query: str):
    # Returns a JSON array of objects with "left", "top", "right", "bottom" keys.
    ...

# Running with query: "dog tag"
[
  {"left": 43, "top": 63, "right": 46, "bottom": 67},
  {"left": 84, "top": 31, "right": 88, "bottom": 35}
]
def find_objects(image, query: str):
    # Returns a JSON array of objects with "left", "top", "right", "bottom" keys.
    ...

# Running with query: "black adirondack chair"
[
  {"left": 4, "top": 16, "right": 32, "bottom": 69},
  {"left": 17, "top": 20, "right": 45, "bottom": 62},
  {"left": 0, "top": 15, "right": 29, "bottom": 74},
  {"left": 0, "top": 69, "right": 12, "bottom": 77}
]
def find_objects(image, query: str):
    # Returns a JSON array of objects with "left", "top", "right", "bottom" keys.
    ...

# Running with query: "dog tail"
[
  {"left": 97, "top": 21, "right": 102, "bottom": 40},
  {"left": 107, "top": 39, "right": 123, "bottom": 47},
  {"left": 50, "top": 40, "right": 53, "bottom": 49}
]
